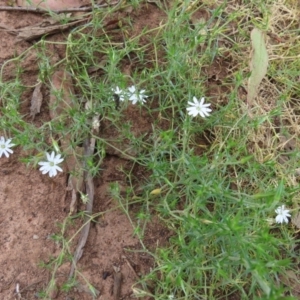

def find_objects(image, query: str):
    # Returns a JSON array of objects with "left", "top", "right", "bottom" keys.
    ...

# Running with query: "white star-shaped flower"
[
  {"left": 0, "top": 136, "right": 15, "bottom": 158},
  {"left": 127, "top": 85, "right": 148, "bottom": 104},
  {"left": 275, "top": 205, "right": 291, "bottom": 224},
  {"left": 187, "top": 96, "right": 212, "bottom": 118},
  {"left": 38, "top": 151, "right": 64, "bottom": 177},
  {"left": 112, "top": 86, "right": 126, "bottom": 102}
]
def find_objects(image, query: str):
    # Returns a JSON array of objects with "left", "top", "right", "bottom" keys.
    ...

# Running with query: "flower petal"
[
  {"left": 39, "top": 165, "right": 49, "bottom": 171},
  {"left": 199, "top": 111, "right": 206, "bottom": 118},
  {"left": 51, "top": 151, "right": 56, "bottom": 161},
  {"left": 54, "top": 154, "right": 63, "bottom": 164},
  {"left": 49, "top": 168, "right": 57, "bottom": 177},
  {"left": 55, "top": 165, "right": 63, "bottom": 173},
  {"left": 275, "top": 215, "right": 283, "bottom": 223},
  {"left": 128, "top": 86, "right": 136, "bottom": 93},
  {"left": 46, "top": 152, "right": 51, "bottom": 161},
  {"left": 41, "top": 168, "right": 49, "bottom": 174}
]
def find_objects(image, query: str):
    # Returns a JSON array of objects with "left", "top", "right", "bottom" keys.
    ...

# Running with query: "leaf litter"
[
  {"left": 247, "top": 28, "right": 269, "bottom": 106},
  {"left": 30, "top": 81, "right": 43, "bottom": 119},
  {"left": 0, "top": 1, "right": 165, "bottom": 300},
  {"left": 1, "top": 0, "right": 300, "bottom": 298}
]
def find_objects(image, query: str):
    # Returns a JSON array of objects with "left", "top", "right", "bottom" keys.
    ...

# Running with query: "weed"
[{"left": 1, "top": 0, "right": 300, "bottom": 299}]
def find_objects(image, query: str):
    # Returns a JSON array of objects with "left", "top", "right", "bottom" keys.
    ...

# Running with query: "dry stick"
[
  {"left": 121, "top": 255, "right": 152, "bottom": 298},
  {"left": 0, "top": 24, "right": 18, "bottom": 35},
  {"left": 69, "top": 138, "right": 95, "bottom": 279},
  {"left": 0, "top": 1, "right": 120, "bottom": 14},
  {"left": 113, "top": 272, "right": 123, "bottom": 300},
  {"left": 121, "top": 255, "right": 139, "bottom": 280},
  {"left": 0, "top": 18, "right": 90, "bottom": 42},
  {"left": 8, "top": 280, "right": 43, "bottom": 300}
]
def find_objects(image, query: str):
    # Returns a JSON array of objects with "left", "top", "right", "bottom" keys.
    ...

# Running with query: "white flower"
[
  {"left": 0, "top": 136, "right": 15, "bottom": 158},
  {"left": 38, "top": 151, "right": 64, "bottom": 177},
  {"left": 275, "top": 205, "right": 291, "bottom": 224},
  {"left": 187, "top": 96, "right": 212, "bottom": 118},
  {"left": 112, "top": 86, "right": 126, "bottom": 101},
  {"left": 127, "top": 85, "right": 148, "bottom": 104}
]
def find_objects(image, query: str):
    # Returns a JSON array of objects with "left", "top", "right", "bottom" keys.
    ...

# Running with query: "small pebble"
[{"left": 33, "top": 235, "right": 39, "bottom": 240}]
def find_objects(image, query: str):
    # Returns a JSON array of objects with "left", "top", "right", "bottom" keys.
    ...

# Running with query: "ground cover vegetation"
[{"left": 1, "top": 0, "right": 300, "bottom": 299}]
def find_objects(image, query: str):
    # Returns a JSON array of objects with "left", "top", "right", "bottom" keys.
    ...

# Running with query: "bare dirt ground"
[{"left": 0, "top": 1, "right": 169, "bottom": 299}]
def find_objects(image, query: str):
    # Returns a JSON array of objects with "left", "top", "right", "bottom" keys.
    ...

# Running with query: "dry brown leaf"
[
  {"left": 49, "top": 70, "right": 74, "bottom": 120},
  {"left": 49, "top": 70, "right": 83, "bottom": 197},
  {"left": 30, "top": 82, "right": 43, "bottom": 119},
  {"left": 64, "top": 145, "right": 84, "bottom": 191},
  {"left": 292, "top": 212, "right": 300, "bottom": 229},
  {"left": 48, "top": 280, "right": 59, "bottom": 299},
  {"left": 277, "top": 134, "right": 299, "bottom": 171},
  {"left": 295, "top": 168, "right": 300, "bottom": 176},
  {"left": 247, "top": 28, "right": 269, "bottom": 105},
  {"left": 279, "top": 134, "right": 297, "bottom": 152},
  {"left": 66, "top": 145, "right": 84, "bottom": 214},
  {"left": 280, "top": 270, "right": 300, "bottom": 296}
]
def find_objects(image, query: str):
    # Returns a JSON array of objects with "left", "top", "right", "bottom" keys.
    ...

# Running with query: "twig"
[
  {"left": 0, "top": 1, "right": 120, "bottom": 14},
  {"left": 121, "top": 255, "right": 152, "bottom": 298},
  {"left": 113, "top": 272, "right": 122, "bottom": 300},
  {"left": 0, "top": 24, "right": 18, "bottom": 34},
  {"left": 2, "top": 18, "right": 90, "bottom": 42},
  {"left": 8, "top": 280, "right": 43, "bottom": 300},
  {"left": 69, "top": 138, "right": 95, "bottom": 279},
  {"left": 122, "top": 255, "right": 139, "bottom": 279},
  {"left": 68, "top": 103, "right": 100, "bottom": 279}
]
